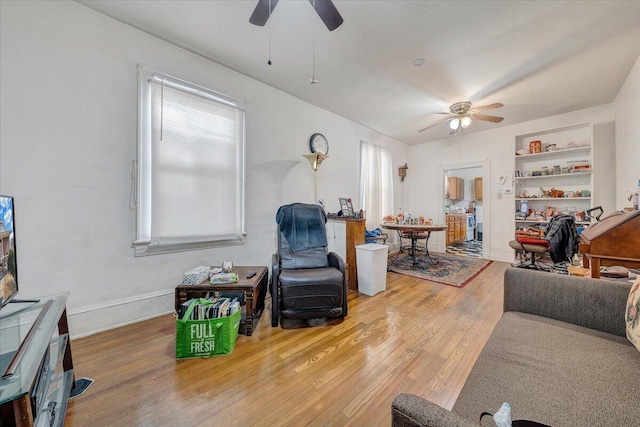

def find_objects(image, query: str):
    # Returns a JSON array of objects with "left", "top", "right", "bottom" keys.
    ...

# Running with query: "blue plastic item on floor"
[{"left": 365, "top": 227, "right": 383, "bottom": 244}]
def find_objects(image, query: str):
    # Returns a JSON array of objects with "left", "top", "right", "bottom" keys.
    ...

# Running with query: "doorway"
[{"left": 442, "top": 163, "right": 488, "bottom": 259}]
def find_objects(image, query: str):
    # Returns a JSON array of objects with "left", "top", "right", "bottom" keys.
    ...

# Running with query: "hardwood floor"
[{"left": 66, "top": 261, "right": 508, "bottom": 426}]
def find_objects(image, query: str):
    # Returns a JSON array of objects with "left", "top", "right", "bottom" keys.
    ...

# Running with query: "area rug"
[{"left": 388, "top": 253, "right": 492, "bottom": 288}]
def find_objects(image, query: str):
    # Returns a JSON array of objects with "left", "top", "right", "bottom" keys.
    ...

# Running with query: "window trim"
[{"left": 133, "top": 66, "right": 246, "bottom": 256}]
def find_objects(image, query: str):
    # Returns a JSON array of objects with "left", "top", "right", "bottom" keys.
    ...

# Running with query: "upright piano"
[{"left": 579, "top": 210, "right": 640, "bottom": 278}]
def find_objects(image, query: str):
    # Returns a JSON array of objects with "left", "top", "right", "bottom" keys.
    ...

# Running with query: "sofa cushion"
[
  {"left": 516, "top": 237, "right": 549, "bottom": 246},
  {"left": 452, "top": 312, "right": 640, "bottom": 427},
  {"left": 626, "top": 277, "right": 640, "bottom": 351}
]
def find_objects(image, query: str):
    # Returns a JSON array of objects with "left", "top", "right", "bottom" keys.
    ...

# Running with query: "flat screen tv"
[{"left": 0, "top": 195, "right": 18, "bottom": 307}]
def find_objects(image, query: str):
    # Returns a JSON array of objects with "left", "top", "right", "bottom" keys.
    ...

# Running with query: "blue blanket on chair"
[{"left": 276, "top": 203, "right": 328, "bottom": 252}]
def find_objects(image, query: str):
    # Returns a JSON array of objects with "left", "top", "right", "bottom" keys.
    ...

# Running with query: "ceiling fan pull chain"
[
  {"left": 310, "top": 0, "right": 318, "bottom": 84},
  {"left": 268, "top": 0, "right": 272, "bottom": 65}
]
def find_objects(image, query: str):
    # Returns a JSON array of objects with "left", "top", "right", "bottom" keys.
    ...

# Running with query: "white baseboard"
[
  {"left": 490, "top": 249, "right": 516, "bottom": 263},
  {"left": 68, "top": 290, "right": 174, "bottom": 339},
  {"left": 68, "top": 248, "right": 513, "bottom": 339}
]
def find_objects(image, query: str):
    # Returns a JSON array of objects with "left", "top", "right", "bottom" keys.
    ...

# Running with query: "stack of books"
[{"left": 178, "top": 296, "right": 241, "bottom": 320}]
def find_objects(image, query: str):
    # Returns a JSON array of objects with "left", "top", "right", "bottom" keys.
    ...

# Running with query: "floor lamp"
[{"left": 303, "top": 153, "right": 328, "bottom": 203}]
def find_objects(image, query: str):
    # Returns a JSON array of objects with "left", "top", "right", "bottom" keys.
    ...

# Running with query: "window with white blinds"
[{"left": 134, "top": 67, "right": 245, "bottom": 256}]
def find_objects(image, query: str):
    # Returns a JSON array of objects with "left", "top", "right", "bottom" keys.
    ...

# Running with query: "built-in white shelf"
[
  {"left": 515, "top": 220, "right": 592, "bottom": 225},
  {"left": 514, "top": 171, "right": 592, "bottom": 180},
  {"left": 514, "top": 146, "right": 591, "bottom": 160},
  {"left": 513, "top": 122, "right": 594, "bottom": 233},
  {"left": 515, "top": 197, "right": 591, "bottom": 201}
]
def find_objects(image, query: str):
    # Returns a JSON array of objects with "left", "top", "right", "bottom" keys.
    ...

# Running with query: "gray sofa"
[{"left": 392, "top": 267, "right": 640, "bottom": 427}]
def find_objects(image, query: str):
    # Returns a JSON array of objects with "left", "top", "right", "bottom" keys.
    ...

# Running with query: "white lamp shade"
[
  {"left": 449, "top": 118, "right": 460, "bottom": 130},
  {"left": 461, "top": 116, "right": 472, "bottom": 128}
]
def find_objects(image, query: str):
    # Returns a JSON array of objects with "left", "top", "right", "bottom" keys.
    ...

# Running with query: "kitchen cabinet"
[
  {"left": 455, "top": 217, "right": 466, "bottom": 242},
  {"left": 446, "top": 177, "right": 464, "bottom": 200},
  {"left": 446, "top": 214, "right": 466, "bottom": 245},
  {"left": 475, "top": 177, "right": 483, "bottom": 200},
  {"left": 446, "top": 215, "right": 455, "bottom": 245}
]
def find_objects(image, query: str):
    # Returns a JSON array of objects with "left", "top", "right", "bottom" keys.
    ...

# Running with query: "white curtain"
[{"left": 359, "top": 142, "right": 394, "bottom": 230}]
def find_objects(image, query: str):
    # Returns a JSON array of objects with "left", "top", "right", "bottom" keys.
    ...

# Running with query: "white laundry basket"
[{"left": 355, "top": 244, "right": 389, "bottom": 296}]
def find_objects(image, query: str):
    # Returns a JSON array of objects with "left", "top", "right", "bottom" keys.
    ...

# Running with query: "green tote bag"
[{"left": 176, "top": 298, "right": 241, "bottom": 359}]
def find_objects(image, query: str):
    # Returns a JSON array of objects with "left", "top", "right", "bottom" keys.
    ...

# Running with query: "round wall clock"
[{"left": 309, "top": 133, "right": 329, "bottom": 155}]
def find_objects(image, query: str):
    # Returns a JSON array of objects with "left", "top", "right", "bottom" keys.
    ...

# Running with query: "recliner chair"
[{"left": 271, "top": 203, "right": 348, "bottom": 327}]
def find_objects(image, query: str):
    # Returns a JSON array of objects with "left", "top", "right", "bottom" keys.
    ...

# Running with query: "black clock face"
[{"left": 309, "top": 133, "right": 329, "bottom": 155}]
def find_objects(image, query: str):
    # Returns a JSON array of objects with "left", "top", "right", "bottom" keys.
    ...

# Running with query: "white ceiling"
[{"left": 76, "top": 0, "right": 640, "bottom": 145}]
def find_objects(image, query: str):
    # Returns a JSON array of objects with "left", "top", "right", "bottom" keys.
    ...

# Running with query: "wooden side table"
[
  {"left": 326, "top": 217, "right": 365, "bottom": 290},
  {"left": 174, "top": 266, "right": 268, "bottom": 336}
]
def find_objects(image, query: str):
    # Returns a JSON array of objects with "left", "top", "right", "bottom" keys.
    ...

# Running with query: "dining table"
[{"left": 381, "top": 223, "right": 448, "bottom": 269}]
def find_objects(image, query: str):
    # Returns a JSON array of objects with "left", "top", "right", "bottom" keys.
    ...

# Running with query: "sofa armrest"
[
  {"left": 503, "top": 267, "right": 631, "bottom": 337},
  {"left": 392, "top": 394, "right": 477, "bottom": 427}
]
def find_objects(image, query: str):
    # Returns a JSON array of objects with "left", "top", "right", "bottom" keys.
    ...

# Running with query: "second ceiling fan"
[
  {"left": 419, "top": 101, "right": 504, "bottom": 134},
  {"left": 250, "top": 0, "right": 344, "bottom": 31}
]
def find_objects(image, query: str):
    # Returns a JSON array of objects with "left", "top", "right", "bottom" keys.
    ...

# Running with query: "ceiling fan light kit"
[{"left": 419, "top": 101, "right": 504, "bottom": 134}]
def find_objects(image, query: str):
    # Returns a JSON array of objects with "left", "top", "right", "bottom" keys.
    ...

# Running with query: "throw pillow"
[
  {"left": 516, "top": 237, "right": 550, "bottom": 246},
  {"left": 626, "top": 277, "right": 640, "bottom": 351}
]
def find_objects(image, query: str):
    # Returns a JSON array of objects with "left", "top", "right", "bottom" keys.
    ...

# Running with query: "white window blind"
[
  {"left": 359, "top": 142, "right": 394, "bottom": 229},
  {"left": 134, "top": 67, "right": 245, "bottom": 256}
]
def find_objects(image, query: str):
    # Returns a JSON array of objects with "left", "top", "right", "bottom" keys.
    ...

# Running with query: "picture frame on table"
[
  {"left": 338, "top": 197, "right": 355, "bottom": 217},
  {"left": 519, "top": 200, "right": 529, "bottom": 214}
]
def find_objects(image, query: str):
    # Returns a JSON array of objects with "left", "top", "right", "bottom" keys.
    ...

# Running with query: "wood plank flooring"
[{"left": 66, "top": 261, "right": 508, "bottom": 426}]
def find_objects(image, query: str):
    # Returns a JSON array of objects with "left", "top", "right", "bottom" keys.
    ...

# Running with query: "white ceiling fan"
[{"left": 419, "top": 101, "right": 504, "bottom": 134}]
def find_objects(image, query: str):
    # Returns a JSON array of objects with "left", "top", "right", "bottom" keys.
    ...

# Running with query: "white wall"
[
  {"left": 407, "top": 105, "right": 615, "bottom": 262},
  {"left": 614, "top": 55, "right": 640, "bottom": 209},
  {"left": 0, "top": 1, "right": 409, "bottom": 337}
]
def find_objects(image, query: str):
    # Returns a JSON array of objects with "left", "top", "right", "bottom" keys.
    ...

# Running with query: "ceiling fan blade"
[
  {"left": 309, "top": 0, "right": 344, "bottom": 31},
  {"left": 470, "top": 102, "right": 503, "bottom": 113},
  {"left": 474, "top": 114, "right": 504, "bottom": 123},
  {"left": 418, "top": 117, "right": 452, "bottom": 133},
  {"left": 249, "top": 0, "right": 280, "bottom": 26}
]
